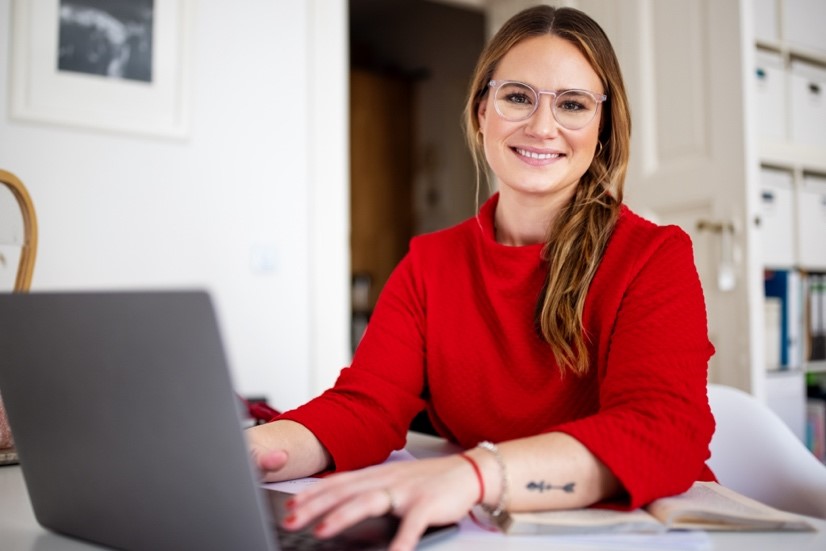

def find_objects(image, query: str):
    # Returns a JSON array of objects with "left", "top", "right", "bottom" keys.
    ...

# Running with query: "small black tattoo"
[{"left": 526, "top": 481, "right": 576, "bottom": 493}]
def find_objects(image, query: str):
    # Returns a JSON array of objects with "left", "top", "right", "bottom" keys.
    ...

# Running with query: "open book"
[{"left": 496, "top": 482, "right": 816, "bottom": 535}]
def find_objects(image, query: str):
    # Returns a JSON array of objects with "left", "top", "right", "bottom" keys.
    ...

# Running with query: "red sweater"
[{"left": 279, "top": 194, "right": 716, "bottom": 509}]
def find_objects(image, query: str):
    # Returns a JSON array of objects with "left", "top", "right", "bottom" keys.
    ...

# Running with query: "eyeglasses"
[{"left": 488, "top": 80, "right": 607, "bottom": 130}]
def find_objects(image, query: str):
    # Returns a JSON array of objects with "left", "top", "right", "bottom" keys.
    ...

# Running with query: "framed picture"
[{"left": 10, "top": 0, "right": 193, "bottom": 139}]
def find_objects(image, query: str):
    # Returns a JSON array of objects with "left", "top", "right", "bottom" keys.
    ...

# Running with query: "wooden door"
[{"left": 350, "top": 69, "right": 414, "bottom": 330}]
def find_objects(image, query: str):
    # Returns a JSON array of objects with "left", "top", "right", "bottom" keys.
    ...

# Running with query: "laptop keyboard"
[{"left": 277, "top": 529, "right": 388, "bottom": 551}]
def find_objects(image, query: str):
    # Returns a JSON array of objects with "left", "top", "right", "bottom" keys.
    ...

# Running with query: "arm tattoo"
[{"left": 526, "top": 480, "right": 576, "bottom": 493}]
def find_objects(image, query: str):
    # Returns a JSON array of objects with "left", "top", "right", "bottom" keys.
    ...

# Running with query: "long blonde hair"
[{"left": 463, "top": 6, "right": 632, "bottom": 376}]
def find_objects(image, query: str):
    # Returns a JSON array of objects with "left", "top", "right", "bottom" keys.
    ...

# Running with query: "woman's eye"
[
  {"left": 506, "top": 93, "right": 532, "bottom": 105},
  {"left": 559, "top": 100, "right": 587, "bottom": 112}
]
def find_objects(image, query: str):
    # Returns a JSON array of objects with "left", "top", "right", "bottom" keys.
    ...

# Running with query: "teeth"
[{"left": 516, "top": 148, "right": 560, "bottom": 160}]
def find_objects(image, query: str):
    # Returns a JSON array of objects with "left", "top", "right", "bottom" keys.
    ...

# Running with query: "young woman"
[{"left": 247, "top": 6, "right": 715, "bottom": 550}]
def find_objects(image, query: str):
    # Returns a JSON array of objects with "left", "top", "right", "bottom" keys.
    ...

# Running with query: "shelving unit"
[{"left": 752, "top": 0, "right": 826, "bottom": 460}]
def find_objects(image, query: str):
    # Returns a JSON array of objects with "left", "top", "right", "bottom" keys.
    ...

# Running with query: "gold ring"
[{"left": 381, "top": 487, "right": 397, "bottom": 515}]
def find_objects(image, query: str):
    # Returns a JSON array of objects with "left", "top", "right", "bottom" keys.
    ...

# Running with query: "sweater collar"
[{"left": 476, "top": 192, "right": 543, "bottom": 252}]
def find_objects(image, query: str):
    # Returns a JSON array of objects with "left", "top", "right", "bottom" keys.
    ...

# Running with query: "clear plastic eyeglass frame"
[{"left": 488, "top": 79, "right": 608, "bottom": 130}]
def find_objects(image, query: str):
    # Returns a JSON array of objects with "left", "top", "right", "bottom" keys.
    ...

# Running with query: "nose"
[{"left": 525, "top": 96, "right": 559, "bottom": 138}]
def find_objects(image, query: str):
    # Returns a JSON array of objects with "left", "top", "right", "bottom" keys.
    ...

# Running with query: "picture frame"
[{"left": 9, "top": 0, "right": 194, "bottom": 139}]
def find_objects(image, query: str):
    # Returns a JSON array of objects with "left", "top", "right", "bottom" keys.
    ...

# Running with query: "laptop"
[{"left": 0, "top": 290, "right": 457, "bottom": 551}]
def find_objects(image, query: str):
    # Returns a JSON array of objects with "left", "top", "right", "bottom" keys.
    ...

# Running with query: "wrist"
[{"left": 467, "top": 441, "right": 509, "bottom": 515}]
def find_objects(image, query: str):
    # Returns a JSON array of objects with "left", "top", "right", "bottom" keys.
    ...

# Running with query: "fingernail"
[
  {"left": 283, "top": 513, "right": 297, "bottom": 526},
  {"left": 285, "top": 497, "right": 296, "bottom": 510},
  {"left": 314, "top": 522, "right": 327, "bottom": 537}
]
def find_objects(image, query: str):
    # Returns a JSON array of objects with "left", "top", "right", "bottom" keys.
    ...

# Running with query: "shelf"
[
  {"left": 756, "top": 39, "right": 826, "bottom": 66},
  {"left": 759, "top": 142, "right": 826, "bottom": 174},
  {"left": 807, "top": 362, "right": 826, "bottom": 374},
  {"left": 766, "top": 368, "right": 806, "bottom": 378}
]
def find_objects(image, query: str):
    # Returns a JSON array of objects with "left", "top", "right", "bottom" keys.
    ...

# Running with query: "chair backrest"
[
  {"left": 0, "top": 169, "right": 38, "bottom": 292},
  {"left": 0, "top": 169, "right": 37, "bottom": 452},
  {"left": 708, "top": 383, "right": 826, "bottom": 519}
]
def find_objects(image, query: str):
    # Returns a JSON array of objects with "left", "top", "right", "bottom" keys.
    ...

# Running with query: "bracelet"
[
  {"left": 458, "top": 453, "right": 484, "bottom": 505},
  {"left": 477, "top": 440, "right": 508, "bottom": 517}
]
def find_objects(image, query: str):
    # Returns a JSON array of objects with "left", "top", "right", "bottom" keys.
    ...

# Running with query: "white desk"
[{"left": 2, "top": 433, "right": 826, "bottom": 551}]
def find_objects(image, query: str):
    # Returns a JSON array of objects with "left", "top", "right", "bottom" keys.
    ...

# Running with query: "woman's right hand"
[{"left": 246, "top": 419, "right": 331, "bottom": 482}]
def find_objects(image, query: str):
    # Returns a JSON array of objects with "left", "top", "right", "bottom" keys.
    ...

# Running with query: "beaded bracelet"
[{"left": 477, "top": 440, "right": 508, "bottom": 517}]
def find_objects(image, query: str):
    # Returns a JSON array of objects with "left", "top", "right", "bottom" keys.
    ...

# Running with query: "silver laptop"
[{"left": 0, "top": 291, "right": 457, "bottom": 551}]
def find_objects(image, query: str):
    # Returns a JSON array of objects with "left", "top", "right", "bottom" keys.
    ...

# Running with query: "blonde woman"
[{"left": 248, "top": 6, "right": 715, "bottom": 550}]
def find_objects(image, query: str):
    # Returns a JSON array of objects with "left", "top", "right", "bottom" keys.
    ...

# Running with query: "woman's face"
[{"left": 478, "top": 34, "right": 603, "bottom": 205}]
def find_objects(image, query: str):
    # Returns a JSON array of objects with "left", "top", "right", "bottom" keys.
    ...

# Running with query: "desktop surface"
[{"left": 2, "top": 433, "right": 825, "bottom": 551}]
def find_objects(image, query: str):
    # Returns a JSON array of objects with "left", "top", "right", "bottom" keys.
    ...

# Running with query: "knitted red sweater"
[{"left": 279, "top": 194, "right": 716, "bottom": 509}]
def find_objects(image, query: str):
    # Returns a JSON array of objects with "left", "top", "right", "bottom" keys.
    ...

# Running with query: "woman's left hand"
[{"left": 281, "top": 454, "right": 479, "bottom": 551}]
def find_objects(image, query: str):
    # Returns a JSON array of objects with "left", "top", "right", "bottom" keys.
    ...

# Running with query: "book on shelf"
[
  {"left": 806, "top": 272, "right": 826, "bottom": 363},
  {"left": 807, "top": 398, "right": 826, "bottom": 462},
  {"left": 764, "top": 296, "right": 782, "bottom": 370},
  {"left": 495, "top": 481, "right": 815, "bottom": 535},
  {"left": 764, "top": 269, "right": 803, "bottom": 369}
]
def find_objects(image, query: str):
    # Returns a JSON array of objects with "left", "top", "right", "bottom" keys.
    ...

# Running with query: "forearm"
[
  {"left": 246, "top": 419, "right": 332, "bottom": 481},
  {"left": 464, "top": 432, "right": 621, "bottom": 513}
]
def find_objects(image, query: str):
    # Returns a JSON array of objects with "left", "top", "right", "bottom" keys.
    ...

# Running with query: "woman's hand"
[
  {"left": 282, "top": 454, "right": 479, "bottom": 551},
  {"left": 246, "top": 419, "right": 331, "bottom": 483}
]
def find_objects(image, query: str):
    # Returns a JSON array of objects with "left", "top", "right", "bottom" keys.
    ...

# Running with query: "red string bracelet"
[{"left": 458, "top": 452, "right": 484, "bottom": 505}]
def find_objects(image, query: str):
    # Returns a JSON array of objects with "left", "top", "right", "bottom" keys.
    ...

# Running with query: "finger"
[
  {"left": 284, "top": 479, "right": 361, "bottom": 530},
  {"left": 388, "top": 507, "right": 430, "bottom": 551},
  {"left": 312, "top": 487, "right": 397, "bottom": 538},
  {"left": 291, "top": 466, "right": 387, "bottom": 510}
]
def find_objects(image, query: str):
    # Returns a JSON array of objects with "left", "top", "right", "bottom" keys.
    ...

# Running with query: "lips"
[{"left": 514, "top": 147, "right": 563, "bottom": 160}]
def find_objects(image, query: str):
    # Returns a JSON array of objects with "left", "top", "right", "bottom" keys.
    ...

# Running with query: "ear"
[{"left": 477, "top": 97, "right": 488, "bottom": 130}]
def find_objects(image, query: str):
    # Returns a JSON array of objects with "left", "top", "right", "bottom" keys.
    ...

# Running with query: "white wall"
[{"left": 0, "top": 0, "right": 350, "bottom": 411}]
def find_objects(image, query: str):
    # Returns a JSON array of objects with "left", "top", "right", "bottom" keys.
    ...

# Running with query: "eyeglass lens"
[{"left": 493, "top": 82, "right": 601, "bottom": 130}]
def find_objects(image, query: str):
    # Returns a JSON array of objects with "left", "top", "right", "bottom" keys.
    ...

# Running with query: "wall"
[{"left": 0, "top": 0, "right": 350, "bottom": 411}]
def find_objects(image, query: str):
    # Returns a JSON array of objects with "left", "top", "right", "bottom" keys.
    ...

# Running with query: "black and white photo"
[{"left": 58, "top": 0, "right": 154, "bottom": 83}]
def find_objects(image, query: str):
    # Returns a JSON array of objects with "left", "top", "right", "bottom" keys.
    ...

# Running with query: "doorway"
[{"left": 348, "top": 0, "right": 485, "bottom": 350}]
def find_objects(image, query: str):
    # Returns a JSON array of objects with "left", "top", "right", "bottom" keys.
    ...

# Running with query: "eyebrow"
[{"left": 492, "top": 79, "right": 605, "bottom": 96}]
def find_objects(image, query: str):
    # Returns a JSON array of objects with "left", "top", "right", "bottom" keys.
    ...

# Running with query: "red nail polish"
[
  {"left": 283, "top": 513, "right": 297, "bottom": 526},
  {"left": 314, "top": 522, "right": 326, "bottom": 536},
  {"left": 285, "top": 497, "right": 296, "bottom": 510}
]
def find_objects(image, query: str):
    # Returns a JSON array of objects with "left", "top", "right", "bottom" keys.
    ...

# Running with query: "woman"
[{"left": 247, "top": 5, "right": 715, "bottom": 550}]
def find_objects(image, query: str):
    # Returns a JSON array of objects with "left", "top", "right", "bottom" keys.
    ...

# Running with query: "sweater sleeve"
[
  {"left": 276, "top": 252, "right": 427, "bottom": 472},
  {"left": 554, "top": 228, "right": 716, "bottom": 509}
]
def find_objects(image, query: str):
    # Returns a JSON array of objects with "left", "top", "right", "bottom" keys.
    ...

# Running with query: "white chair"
[{"left": 708, "top": 383, "right": 826, "bottom": 519}]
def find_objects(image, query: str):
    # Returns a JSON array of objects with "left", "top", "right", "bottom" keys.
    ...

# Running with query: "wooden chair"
[
  {"left": 0, "top": 169, "right": 37, "bottom": 454},
  {"left": 0, "top": 169, "right": 38, "bottom": 292}
]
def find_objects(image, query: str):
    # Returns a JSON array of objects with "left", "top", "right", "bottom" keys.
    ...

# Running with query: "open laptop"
[{"left": 0, "top": 290, "right": 457, "bottom": 551}]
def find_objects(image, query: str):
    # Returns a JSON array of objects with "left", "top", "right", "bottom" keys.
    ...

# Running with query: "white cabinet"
[
  {"left": 754, "top": 0, "right": 779, "bottom": 43},
  {"left": 789, "top": 60, "right": 826, "bottom": 147},
  {"left": 755, "top": 51, "right": 787, "bottom": 142},
  {"left": 797, "top": 175, "right": 826, "bottom": 268},
  {"left": 783, "top": 0, "right": 826, "bottom": 55},
  {"left": 759, "top": 168, "right": 795, "bottom": 268}
]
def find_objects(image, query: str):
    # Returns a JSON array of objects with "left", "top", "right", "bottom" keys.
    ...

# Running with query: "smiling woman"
[{"left": 246, "top": 6, "right": 715, "bottom": 551}]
